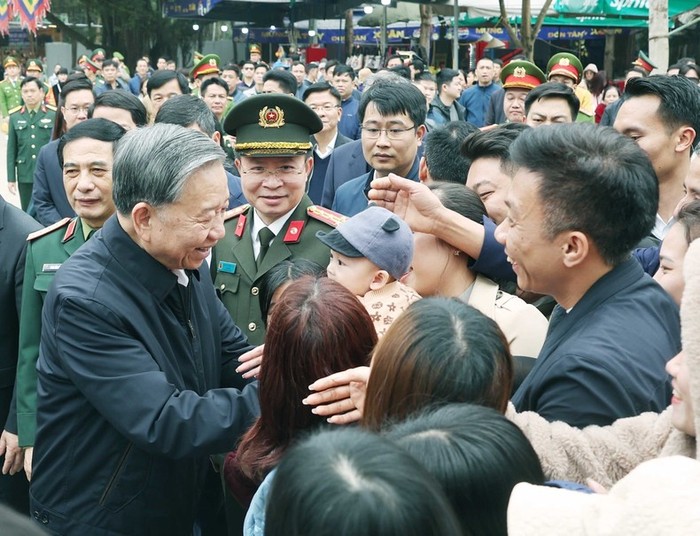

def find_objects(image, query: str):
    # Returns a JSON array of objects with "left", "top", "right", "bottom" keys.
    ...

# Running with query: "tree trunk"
[
  {"left": 344, "top": 9, "right": 353, "bottom": 62},
  {"left": 604, "top": 30, "right": 615, "bottom": 77},
  {"left": 649, "top": 0, "right": 669, "bottom": 72},
  {"left": 419, "top": 4, "right": 431, "bottom": 60}
]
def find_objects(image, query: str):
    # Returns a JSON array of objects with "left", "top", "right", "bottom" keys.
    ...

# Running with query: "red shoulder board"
[
  {"left": 235, "top": 214, "right": 247, "bottom": 238},
  {"left": 283, "top": 221, "right": 305, "bottom": 243},
  {"left": 307, "top": 205, "right": 348, "bottom": 228},
  {"left": 27, "top": 217, "right": 71, "bottom": 242},
  {"left": 62, "top": 218, "right": 79, "bottom": 243}
]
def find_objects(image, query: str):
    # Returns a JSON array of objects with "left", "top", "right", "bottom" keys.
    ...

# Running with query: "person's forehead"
[
  {"left": 305, "top": 90, "right": 336, "bottom": 103},
  {"left": 63, "top": 137, "right": 113, "bottom": 159},
  {"left": 152, "top": 79, "right": 183, "bottom": 94},
  {"left": 615, "top": 95, "right": 663, "bottom": 127},
  {"left": 241, "top": 154, "right": 304, "bottom": 165},
  {"left": 203, "top": 85, "right": 227, "bottom": 96},
  {"left": 530, "top": 97, "right": 570, "bottom": 112},
  {"left": 363, "top": 102, "right": 411, "bottom": 123}
]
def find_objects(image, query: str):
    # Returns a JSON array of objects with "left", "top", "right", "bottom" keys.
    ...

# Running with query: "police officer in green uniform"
[
  {"left": 0, "top": 56, "right": 23, "bottom": 130},
  {"left": 215, "top": 94, "right": 344, "bottom": 345},
  {"left": 6, "top": 77, "right": 56, "bottom": 211},
  {"left": 190, "top": 53, "right": 221, "bottom": 97},
  {"left": 14, "top": 119, "right": 125, "bottom": 478}
]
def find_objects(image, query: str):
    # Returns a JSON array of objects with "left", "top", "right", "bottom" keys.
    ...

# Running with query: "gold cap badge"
[
  {"left": 259, "top": 106, "right": 285, "bottom": 128},
  {"left": 513, "top": 67, "right": 526, "bottom": 78}
]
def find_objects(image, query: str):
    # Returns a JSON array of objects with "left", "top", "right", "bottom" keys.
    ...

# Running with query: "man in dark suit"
[
  {"left": 302, "top": 82, "right": 351, "bottom": 204},
  {"left": 0, "top": 195, "right": 41, "bottom": 513},
  {"left": 320, "top": 139, "right": 368, "bottom": 208},
  {"left": 32, "top": 78, "right": 94, "bottom": 225}
]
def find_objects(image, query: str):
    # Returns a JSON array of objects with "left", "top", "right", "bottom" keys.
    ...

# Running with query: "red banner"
[{"left": 12, "top": 0, "right": 50, "bottom": 34}]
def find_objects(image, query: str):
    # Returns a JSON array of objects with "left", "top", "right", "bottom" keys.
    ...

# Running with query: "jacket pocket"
[
  {"left": 99, "top": 442, "right": 152, "bottom": 513},
  {"left": 216, "top": 272, "right": 240, "bottom": 296},
  {"left": 33, "top": 273, "right": 55, "bottom": 294}
]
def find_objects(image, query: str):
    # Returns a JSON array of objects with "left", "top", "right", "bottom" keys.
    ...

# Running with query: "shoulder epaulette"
[
  {"left": 45, "top": 104, "right": 57, "bottom": 111},
  {"left": 307, "top": 205, "right": 347, "bottom": 228},
  {"left": 27, "top": 217, "right": 71, "bottom": 241},
  {"left": 8, "top": 105, "right": 21, "bottom": 114},
  {"left": 224, "top": 204, "right": 250, "bottom": 221}
]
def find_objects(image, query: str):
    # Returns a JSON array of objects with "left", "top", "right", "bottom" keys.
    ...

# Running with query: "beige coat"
[
  {"left": 508, "top": 240, "right": 700, "bottom": 488},
  {"left": 465, "top": 274, "right": 548, "bottom": 359}
]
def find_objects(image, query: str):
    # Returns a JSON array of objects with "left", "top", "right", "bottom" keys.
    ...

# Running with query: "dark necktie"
[{"left": 257, "top": 227, "right": 275, "bottom": 269}]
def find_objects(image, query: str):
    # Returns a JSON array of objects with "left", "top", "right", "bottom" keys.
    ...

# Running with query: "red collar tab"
[
  {"left": 62, "top": 218, "right": 78, "bottom": 243},
  {"left": 235, "top": 213, "right": 247, "bottom": 238},
  {"left": 283, "top": 221, "right": 305, "bottom": 243}
]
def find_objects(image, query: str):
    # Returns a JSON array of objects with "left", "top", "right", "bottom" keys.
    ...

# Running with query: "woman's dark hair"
[
  {"left": 387, "top": 403, "right": 545, "bottom": 536},
  {"left": 265, "top": 428, "right": 463, "bottom": 536},
  {"left": 601, "top": 84, "right": 621, "bottom": 101},
  {"left": 362, "top": 298, "right": 513, "bottom": 430},
  {"left": 236, "top": 277, "right": 377, "bottom": 482},
  {"left": 258, "top": 259, "right": 326, "bottom": 323}
]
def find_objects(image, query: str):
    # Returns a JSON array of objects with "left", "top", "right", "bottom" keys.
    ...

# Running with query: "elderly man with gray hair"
[{"left": 29, "top": 124, "right": 260, "bottom": 535}]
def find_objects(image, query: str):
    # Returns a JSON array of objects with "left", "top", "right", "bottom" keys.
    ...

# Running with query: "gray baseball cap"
[{"left": 316, "top": 206, "right": 413, "bottom": 280}]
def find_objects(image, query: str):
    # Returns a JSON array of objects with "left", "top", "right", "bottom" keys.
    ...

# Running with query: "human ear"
[
  {"left": 369, "top": 270, "right": 391, "bottom": 290},
  {"left": 131, "top": 202, "right": 156, "bottom": 243},
  {"left": 561, "top": 231, "right": 589, "bottom": 268}
]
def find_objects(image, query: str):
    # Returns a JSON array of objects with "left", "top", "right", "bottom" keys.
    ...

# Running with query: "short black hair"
[
  {"left": 510, "top": 123, "right": 658, "bottom": 266},
  {"left": 414, "top": 71, "right": 436, "bottom": 83},
  {"left": 58, "top": 118, "right": 126, "bottom": 168},
  {"left": 306, "top": 62, "right": 318, "bottom": 74},
  {"left": 461, "top": 124, "right": 529, "bottom": 175},
  {"left": 259, "top": 259, "right": 326, "bottom": 322},
  {"left": 388, "top": 65, "right": 411, "bottom": 80},
  {"left": 302, "top": 81, "right": 341, "bottom": 103},
  {"left": 423, "top": 122, "right": 477, "bottom": 184},
  {"left": 101, "top": 59, "right": 118, "bottom": 70},
  {"left": 385, "top": 54, "right": 402, "bottom": 67},
  {"left": 333, "top": 64, "right": 356, "bottom": 81},
  {"left": 358, "top": 79, "right": 427, "bottom": 127},
  {"left": 154, "top": 94, "right": 217, "bottom": 137},
  {"left": 676, "top": 199, "right": 700, "bottom": 244},
  {"left": 679, "top": 63, "right": 700, "bottom": 78},
  {"left": 222, "top": 63, "right": 241, "bottom": 77},
  {"left": 262, "top": 69, "right": 297, "bottom": 95},
  {"left": 147, "top": 70, "right": 190, "bottom": 96},
  {"left": 200, "top": 77, "right": 230, "bottom": 97},
  {"left": 241, "top": 60, "right": 256, "bottom": 70},
  {"left": 90, "top": 90, "right": 148, "bottom": 127},
  {"left": 436, "top": 69, "right": 460, "bottom": 94},
  {"left": 59, "top": 77, "right": 94, "bottom": 107},
  {"left": 524, "top": 82, "right": 580, "bottom": 121},
  {"left": 20, "top": 76, "right": 43, "bottom": 90},
  {"left": 624, "top": 75, "right": 700, "bottom": 149},
  {"left": 430, "top": 182, "right": 486, "bottom": 226}
]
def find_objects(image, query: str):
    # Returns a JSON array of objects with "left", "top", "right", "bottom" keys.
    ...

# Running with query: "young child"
[{"left": 317, "top": 206, "right": 421, "bottom": 336}]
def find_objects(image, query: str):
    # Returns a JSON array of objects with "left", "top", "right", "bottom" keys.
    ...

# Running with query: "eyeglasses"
[
  {"left": 308, "top": 104, "right": 340, "bottom": 113},
  {"left": 240, "top": 166, "right": 305, "bottom": 179},
  {"left": 64, "top": 106, "right": 91, "bottom": 115},
  {"left": 360, "top": 125, "right": 416, "bottom": 140}
]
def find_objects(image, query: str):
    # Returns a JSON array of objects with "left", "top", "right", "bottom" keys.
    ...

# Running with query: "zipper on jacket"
[{"left": 99, "top": 443, "right": 133, "bottom": 506}]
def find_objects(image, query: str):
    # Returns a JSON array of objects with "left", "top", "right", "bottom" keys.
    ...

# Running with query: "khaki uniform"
[
  {"left": 214, "top": 197, "right": 339, "bottom": 345},
  {"left": 15, "top": 217, "right": 88, "bottom": 446},
  {"left": 7, "top": 104, "right": 56, "bottom": 210}
]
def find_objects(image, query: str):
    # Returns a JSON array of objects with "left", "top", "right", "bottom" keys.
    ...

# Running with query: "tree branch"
[{"left": 498, "top": 0, "right": 522, "bottom": 48}]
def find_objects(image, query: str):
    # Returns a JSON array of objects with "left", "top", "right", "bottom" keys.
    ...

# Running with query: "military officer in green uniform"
[
  {"left": 14, "top": 118, "right": 125, "bottom": 479},
  {"left": 25, "top": 58, "right": 57, "bottom": 108},
  {"left": 215, "top": 94, "right": 344, "bottom": 345},
  {"left": 6, "top": 77, "right": 56, "bottom": 211},
  {"left": 0, "top": 56, "right": 23, "bottom": 130}
]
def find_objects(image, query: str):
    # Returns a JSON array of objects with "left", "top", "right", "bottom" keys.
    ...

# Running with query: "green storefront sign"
[{"left": 554, "top": 0, "right": 699, "bottom": 17}]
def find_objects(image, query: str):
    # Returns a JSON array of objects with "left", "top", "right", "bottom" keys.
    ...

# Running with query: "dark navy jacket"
[
  {"left": 226, "top": 171, "right": 247, "bottom": 209},
  {"left": 512, "top": 258, "right": 680, "bottom": 428},
  {"left": 338, "top": 97, "right": 360, "bottom": 140},
  {"left": 332, "top": 155, "right": 420, "bottom": 217},
  {"left": 31, "top": 216, "right": 259, "bottom": 535},
  {"left": 320, "top": 139, "right": 369, "bottom": 209},
  {"left": 32, "top": 139, "right": 75, "bottom": 226}
]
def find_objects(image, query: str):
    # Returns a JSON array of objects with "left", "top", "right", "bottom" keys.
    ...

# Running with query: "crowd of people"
[{"left": 1, "top": 42, "right": 700, "bottom": 535}]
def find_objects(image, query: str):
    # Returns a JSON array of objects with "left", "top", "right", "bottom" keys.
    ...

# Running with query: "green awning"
[{"left": 553, "top": 0, "right": 699, "bottom": 18}]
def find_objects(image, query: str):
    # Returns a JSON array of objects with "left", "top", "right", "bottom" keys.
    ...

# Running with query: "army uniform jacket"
[
  {"left": 16, "top": 217, "right": 86, "bottom": 446},
  {"left": 7, "top": 105, "right": 56, "bottom": 184},
  {"left": 0, "top": 78, "right": 22, "bottom": 117},
  {"left": 214, "top": 196, "right": 340, "bottom": 345}
]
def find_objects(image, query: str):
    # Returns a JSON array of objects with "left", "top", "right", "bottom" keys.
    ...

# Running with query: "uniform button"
[
  {"left": 31, "top": 144, "right": 35, "bottom": 148},
  {"left": 220, "top": 284, "right": 225, "bottom": 291},
  {"left": 251, "top": 287, "right": 259, "bottom": 296},
  {"left": 31, "top": 134, "right": 35, "bottom": 138},
  {"left": 32, "top": 155, "right": 36, "bottom": 159},
  {"left": 247, "top": 322, "right": 257, "bottom": 332},
  {"left": 30, "top": 124, "right": 35, "bottom": 129}
]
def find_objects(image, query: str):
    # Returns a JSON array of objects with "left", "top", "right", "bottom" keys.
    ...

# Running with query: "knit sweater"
[{"left": 359, "top": 281, "right": 421, "bottom": 337}]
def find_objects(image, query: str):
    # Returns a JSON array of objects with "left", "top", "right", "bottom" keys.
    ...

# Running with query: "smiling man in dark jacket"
[{"left": 30, "top": 124, "right": 259, "bottom": 535}]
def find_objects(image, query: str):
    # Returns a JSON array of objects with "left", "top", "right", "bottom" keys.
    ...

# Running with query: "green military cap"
[
  {"left": 4, "top": 56, "right": 18, "bottom": 68},
  {"left": 250, "top": 44, "right": 262, "bottom": 55},
  {"left": 91, "top": 48, "right": 106, "bottom": 61},
  {"left": 547, "top": 52, "right": 584, "bottom": 84},
  {"left": 190, "top": 53, "right": 220, "bottom": 79},
  {"left": 224, "top": 93, "right": 322, "bottom": 157},
  {"left": 633, "top": 51, "right": 657, "bottom": 74},
  {"left": 500, "top": 60, "right": 546, "bottom": 90},
  {"left": 25, "top": 58, "right": 43, "bottom": 73},
  {"left": 112, "top": 51, "right": 125, "bottom": 61}
]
